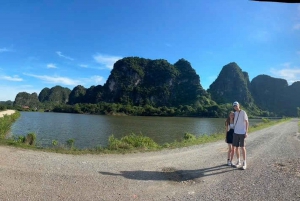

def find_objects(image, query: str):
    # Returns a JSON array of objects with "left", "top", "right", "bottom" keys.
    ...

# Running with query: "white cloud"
[
  {"left": 0, "top": 48, "right": 11, "bottom": 53},
  {"left": 0, "top": 75, "right": 23, "bottom": 82},
  {"left": 56, "top": 51, "right": 74, "bottom": 61},
  {"left": 293, "top": 23, "right": 300, "bottom": 30},
  {"left": 90, "top": 76, "right": 104, "bottom": 85},
  {"left": 79, "top": 64, "right": 88, "bottom": 68},
  {"left": 270, "top": 64, "right": 300, "bottom": 84},
  {"left": 0, "top": 85, "right": 40, "bottom": 101},
  {"left": 281, "top": 62, "right": 291, "bottom": 68},
  {"left": 47, "top": 63, "right": 57, "bottom": 69},
  {"left": 93, "top": 53, "right": 122, "bottom": 70},
  {"left": 24, "top": 73, "right": 81, "bottom": 86}
]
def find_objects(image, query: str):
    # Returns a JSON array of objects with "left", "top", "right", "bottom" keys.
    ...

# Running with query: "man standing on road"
[{"left": 231, "top": 101, "right": 249, "bottom": 170}]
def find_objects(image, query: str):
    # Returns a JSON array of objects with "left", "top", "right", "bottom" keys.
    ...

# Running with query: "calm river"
[{"left": 9, "top": 112, "right": 263, "bottom": 149}]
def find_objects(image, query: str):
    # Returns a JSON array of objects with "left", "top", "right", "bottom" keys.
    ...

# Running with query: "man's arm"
[{"left": 245, "top": 119, "right": 249, "bottom": 137}]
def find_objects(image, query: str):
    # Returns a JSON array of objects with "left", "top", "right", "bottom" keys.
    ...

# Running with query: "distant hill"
[
  {"left": 12, "top": 57, "right": 300, "bottom": 117},
  {"left": 207, "top": 62, "right": 254, "bottom": 106},
  {"left": 38, "top": 86, "right": 71, "bottom": 104}
]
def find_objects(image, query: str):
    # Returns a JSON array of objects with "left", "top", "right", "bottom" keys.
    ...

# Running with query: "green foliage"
[
  {"left": 108, "top": 133, "right": 159, "bottom": 150},
  {"left": 0, "top": 105, "right": 7, "bottom": 111},
  {"left": 68, "top": 85, "right": 87, "bottom": 104},
  {"left": 262, "top": 118, "right": 270, "bottom": 123},
  {"left": 25, "top": 132, "right": 36, "bottom": 145},
  {"left": 52, "top": 140, "right": 58, "bottom": 146},
  {"left": 11, "top": 57, "right": 300, "bottom": 117},
  {"left": 101, "top": 57, "right": 208, "bottom": 107},
  {"left": 183, "top": 133, "right": 196, "bottom": 140},
  {"left": 0, "top": 112, "right": 20, "bottom": 138},
  {"left": 14, "top": 92, "right": 40, "bottom": 109},
  {"left": 38, "top": 85, "right": 71, "bottom": 104},
  {"left": 208, "top": 62, "right": 254, "bottom": 106},
  {"left": 66, "top": 138, "right": 75, "bottom": 149},
  {"left": 251, "top": 75, "right": 288, "bottom": 116},
  {"left": 14, "top": 135, "right": 26, "bottom": 143}
]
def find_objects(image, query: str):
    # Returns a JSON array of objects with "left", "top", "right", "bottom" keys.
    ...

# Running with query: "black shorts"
[
  {"left": 226, "top": 129, "right": 234, "bottom": 144},
  {"left": 233, "top": 133, "right": 246, "bottom": 147}
]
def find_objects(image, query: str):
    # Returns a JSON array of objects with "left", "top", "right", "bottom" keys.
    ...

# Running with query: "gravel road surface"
[{"left": 0, "top": 118, "right": 299, "bottom": 200}]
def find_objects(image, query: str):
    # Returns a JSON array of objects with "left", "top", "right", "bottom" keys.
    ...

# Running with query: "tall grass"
[{"left": 0, "top": 111, "right": 20, "bottom": 138}]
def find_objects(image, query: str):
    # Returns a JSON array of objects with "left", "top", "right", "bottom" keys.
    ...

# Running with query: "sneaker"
[
  {"left": 233, "top": 161, "right": 241, "bottom": 167},
  {"left": 242, "top": 162, "right": 247, "bottom": 170},
  {"left": 227, "top": 160, "right": 232, "bottom": 166}
]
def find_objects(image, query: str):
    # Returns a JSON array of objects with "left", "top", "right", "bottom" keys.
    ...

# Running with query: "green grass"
[
  {"left": 0, "top": 111, "right": 20, "bottom": 138},
  {"left": 0, "top": 115, "right": 292, "bottom": 155}
]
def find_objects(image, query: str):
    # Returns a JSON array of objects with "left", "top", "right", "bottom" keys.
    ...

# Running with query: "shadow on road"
[{"left": 99, "top": 164, "right": 233, "bottom": 182}]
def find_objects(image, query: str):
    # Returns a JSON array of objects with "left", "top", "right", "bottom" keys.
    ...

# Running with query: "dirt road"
[
  {"left": 0, "top": 110, "right": 15, "bottom": 118},
  {"left": 0, "top": 119, "right": 299, "bottom": 200}
]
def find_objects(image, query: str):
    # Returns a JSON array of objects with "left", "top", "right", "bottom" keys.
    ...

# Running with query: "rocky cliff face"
[
  {"left": 250, "top": 75, "right": 300, "bottom": 116},
  {"left": 14, "top": 92, "right": 39, "bottom": 108},
  {"left": 284, "top": 81, "right": 300, "bottom": 116},
  {"left": 68, "top": 85, "right": 87, "bottom": 104},
  {"left": 102, "top": 57, "right": 208, "bottom": 106},
  {"left": 250, "top": 75, "right": 288, "bottom": 115},
  {"left": 208, "top": 62, "right": 253, "bottom": 106},
  {"left": 38, "top": 86, "right": 71, "bottom": 104}
]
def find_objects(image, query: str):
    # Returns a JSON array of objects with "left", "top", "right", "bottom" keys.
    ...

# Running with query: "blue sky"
[{"left": 1, "top": 0, "right": 300, "bottom": 101}]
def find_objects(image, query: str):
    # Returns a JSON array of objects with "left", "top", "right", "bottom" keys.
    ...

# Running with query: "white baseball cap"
[{"left": 232, "top": 101, "right": 239, "bottom": 106}]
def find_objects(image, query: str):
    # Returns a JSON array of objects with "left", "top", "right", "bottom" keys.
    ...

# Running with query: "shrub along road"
[{"left": 0, "top": 119, "right": 299, "bottom": 200}]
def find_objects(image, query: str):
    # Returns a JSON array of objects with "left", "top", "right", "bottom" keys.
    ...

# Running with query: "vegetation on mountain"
[
  {"left": 7, "top": 57, "right": 300, "bottom": 117},
  {"left": 38, "top": 85, "right": 71, "bottom": 104},
  {"left": 101, "top": 57, "right": 209, "bottom": 107},
  {"left": 14, "top": 92, "right": 40, "bottom": 109},
  {"left": 68, "top": 85, "right": 87, "bottom": 104},
  {"left": 208, "top": 62, "right": 254, "bottom": 106},
  {"left": 250, "top": 75, "right": 288, "bottom": 115}
]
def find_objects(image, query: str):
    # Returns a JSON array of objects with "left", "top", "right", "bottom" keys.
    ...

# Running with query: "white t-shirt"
[
  {"left": 227, "top": 123, "right": 234, "bottom": 131},
  {"left": 234, "top": 110, "right": 248, "bottom": 134}
]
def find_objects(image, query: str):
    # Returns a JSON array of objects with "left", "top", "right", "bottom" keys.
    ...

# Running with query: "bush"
[
  {"left": 66, "top": 139, "right": 75, "bottom": 149},
  {"left": 108, "top": 133, "right": 159, "bottom": 150},
  {"left": 262, "top": 118, "right": 270, "bottom": 123},
  {"left": 25, "top": 132, "right": 36, "bottom": 145},
  {"left": 52, "top": 140, "right": 58, "bottom": 147},
  {"left": 183, "top": 133, "right": 196, "bottom": 140}
]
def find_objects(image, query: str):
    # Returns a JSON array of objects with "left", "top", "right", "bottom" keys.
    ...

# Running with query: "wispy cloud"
[
  {"left": 297, "top": 51, "right": 300, "bottom": 55},
  {"left": 270, "top": 63, "right": 300, "bottom": 84},
  {"left": 0, "top": 85, "right": 40, "bottom": 101},
  {"left": 56, "top": 51, "right": 74, "bottom": 61},
  {"left": 293, "top": 23, "right": 300, "bottom": 30},
  {"left": 93, "top": 53, "right": 122, "bottom": 70},
  {"left": 79, "top": 64, "right": 88, "bottom": 68},
  {"left": 0, "top": 75, "right": 23, "bottom": 82},
  {"left": 47, "top": 63, "right": 57, "bottom": 69},
  {"left": 89, "top": 76, "right": 104, "bottom": 85},
  {"left": 23, "top": 73, "right": 105, "bottom": 86},
  {"left": 24, "top": 73, "right": 80, "bottom": 86},
  {"left": 0, "top": 48, "right": 11, "bottom": 53}
]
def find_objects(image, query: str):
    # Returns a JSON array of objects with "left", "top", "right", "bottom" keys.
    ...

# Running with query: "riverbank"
[{"left": 0, "top": 109, "right": 15, "bottom": 118}]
